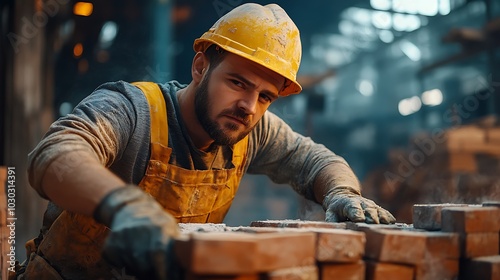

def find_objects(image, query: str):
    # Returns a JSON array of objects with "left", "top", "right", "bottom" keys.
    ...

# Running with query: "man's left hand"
[{"left": 323, "top": 192, "right": 396, "bottom": 224}]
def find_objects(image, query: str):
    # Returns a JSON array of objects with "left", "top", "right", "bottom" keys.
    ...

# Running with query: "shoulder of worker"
[
  {"left": 79, "top": 80, "right": 187, "bottom": 114},
  {"left": 91, "top": 80, "right": 185, "bottom": 100}
]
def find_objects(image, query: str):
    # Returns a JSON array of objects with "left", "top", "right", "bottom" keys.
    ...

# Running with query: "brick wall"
[{"left": 174, "top": 203, "right": 500, "bottom": 280}]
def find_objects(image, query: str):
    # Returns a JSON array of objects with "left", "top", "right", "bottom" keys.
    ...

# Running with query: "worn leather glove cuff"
[{"left": 93, "top": 184, "right": 147, "bottom": 227}]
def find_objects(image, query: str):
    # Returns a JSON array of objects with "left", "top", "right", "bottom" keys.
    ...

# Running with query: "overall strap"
[{"left": 132, "top": 82, "right": 169, "bottom": 147}]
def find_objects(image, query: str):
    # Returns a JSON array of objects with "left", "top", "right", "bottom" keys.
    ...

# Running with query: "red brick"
[
  {"left": 461, "top": 255, "right": 500, "bottom": 280},
  {"left": 460, "top": 232, "right": 499, "bottom": 258},
  {"left": 314, "top": 229, "right": 365, "bottom": 263},
  {"left": 487, "top": 128, "right": 500, "bottom": 143},
  {"left": 346, "top": 222, "right": 412, "bottom": 233},
  {"left": 364, "top": 229, "right": 427, "bottom": 265},
  {"left": 441, "top": 206, "right": 500, "bottom": 233},
  {"left": 229, "top": 226, "right": 305, "bottom": 234},
  {"left": 320, "top": 261, "right": 365, "bottom": 280},
  {"left": 185, "top": 273, "right": 259, "bottom": 280},
  {"left": 231, "top": 226, "right": 365, "bottom": 263},
  {"left": 176, "top": 231, "right": 317, "bottom": 275},
  {"left": 424, "top": 232, "right": 460, "bottom": 259},
  {"left": 412, "top": 204, "right": 468, "bottom": 230},
  {"left": 415, "top": 259, "right": 458, "bottom": 280},
  {"left": 250, "top": 220, "right": 346, "bottom": 229},
  {"left": 365, "top": 261, "right": 414, "bottom": 280},
  {"left": 264, "top": 266, "right": 318, "bottom": 280},
  {"left": 175, "top": 232, "right": 258, "bottom": 275},
  {"left": 254, "top": 232, "right": 316, "bottom": 272},
  {"left": 483, "top": 201, "right": 500, "bottom": 208}
]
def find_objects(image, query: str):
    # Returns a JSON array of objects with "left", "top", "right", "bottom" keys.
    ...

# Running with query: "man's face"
[{"left": 194, "top": 53, "right": 285, "bottom": 146}]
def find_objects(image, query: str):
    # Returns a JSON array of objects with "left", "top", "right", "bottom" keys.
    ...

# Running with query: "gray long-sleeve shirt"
[{"left": 28, "top": 80, "right": 350, "bottom": 203}]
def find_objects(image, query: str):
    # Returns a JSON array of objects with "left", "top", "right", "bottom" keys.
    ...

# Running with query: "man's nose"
[{"left": 237, "top": 93, "right": 258, "bottom": 115}]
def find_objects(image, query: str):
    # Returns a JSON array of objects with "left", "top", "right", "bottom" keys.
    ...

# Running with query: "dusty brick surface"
[
  {"left": 178, "top": 223, "right": 227, "bottom": 234},
  {"left": 460, "top": 255, "right": 500, "bottom": 280},
  {"left": 482, "top": 201, "right": 500, "bottom": 208},
  {"left": 314, "top": 228, "right": 365, "bottom": 263},
  {"left": 175, "top": 231, "right": 317, "bottom": 275},
  {"left": 364, "top": 229, "right": 427, "bottom": 265},
  {"left": 320, "top": 261, "right": 365, "bottom": 280},
  {"left": 460, "top": 232, "right": 499, "bottom": 258},
  {"left": 229, "top": 226, "right": 365, "bottom": 263},
  {"left": 184, "top": 273, "right": 259, "bottom": 280},
  {"left": 441, "top": 206, "right": 500, "bottom": 233},
  {"left": 254, "top": 232, "right": 316, "bottom": 272},
  {"left": 415, "top": 259, "right": 459, "bottom": 280},
  {"left": 365, "top": 261, "right": 414, "bottom": 280},
  {"left": 412, "top": 204, "right": 468, "bottom": 231},
  {"left": 264, "top": 266, "right": 318, "bottom": 280},
  {"left": 424, "top": 232, "right": 460, "bottom": 259},
  {"left": 228, "top": 226, "right": 306, "bottom": 234},
  {"left": 250, "top": 220, "right": 347, "bottom": 229},
  {"left": 175, "top": 232, "right": 258, "bottom": 275},
  {"left": 345, "top": 222, "right": 413, "bottom": 233}
]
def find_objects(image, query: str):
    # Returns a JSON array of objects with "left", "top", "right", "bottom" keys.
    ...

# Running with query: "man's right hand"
[{"left": 93, "top": 185, "right": 181, "bottom": 279}]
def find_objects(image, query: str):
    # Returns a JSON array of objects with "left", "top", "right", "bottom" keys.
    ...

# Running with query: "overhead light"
[
  {"left": 357, "top": 80, "right": 374, "bottom": 96},
  {"left": 399, "top": 40, "right": 421, "bottom": 61},
  {"left": 421, "top": 89, "right": 443, "bottom": 106},
  {"left": 393, "top": 13, "right": 421, "bottom": 32},
  {"left": 73, "top": 2, "right": 93, "bottom": 17},
  {"left": 372, "top": 11, "right": 392, "bottom": 29},
  {"left": 339, "top": 20, "right": 355, "bottom": 36},
  {"left": 405, "top": 15, "right": 421, "bottom": 31},
  {"left": 343, "top": 7, "right": 371, "bottom": 25},
  {"left": 393, "top": 0, "right": 418, "bottom": 14},
  {"left": 379, "top": 30, "right": 394, "bottom": 43},
  {"left": 73, "top": 43, "right": 83, "bottom": 57},
  {"left": 99, "top": 21, "right": 118, "bottom": 48},
  {"left": 398, "top": 96, "right": 422, "bottom": 116},
  {"left": 418, "top": 0, "right": 439, "bottom": 16},
  {"left": 439, "top": 0, "right": 451, "bottom": 15},
  {"left": 371, "top": 0, "right": 392, "bottom": 10}
]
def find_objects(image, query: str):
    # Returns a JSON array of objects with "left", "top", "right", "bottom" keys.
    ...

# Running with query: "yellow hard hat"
[{"left": 193, "top": 3, "right": 302, "bottom": 96}]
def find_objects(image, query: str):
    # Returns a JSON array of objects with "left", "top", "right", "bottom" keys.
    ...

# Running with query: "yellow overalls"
[{"left": 19, "top": 82, "right": 249, "bottom": 279}]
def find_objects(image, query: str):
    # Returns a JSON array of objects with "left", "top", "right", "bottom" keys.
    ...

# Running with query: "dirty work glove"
[
  {"left": 93, "top": 185, "right": 181, "bottom": 280},
  {"left": 322, "top": 186, "right": 396, "bottom": 224}
]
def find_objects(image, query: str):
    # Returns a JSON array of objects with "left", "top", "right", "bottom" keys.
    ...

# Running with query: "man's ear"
[{"left": 192, "top": 52, "right": 209, "bottom": 83}]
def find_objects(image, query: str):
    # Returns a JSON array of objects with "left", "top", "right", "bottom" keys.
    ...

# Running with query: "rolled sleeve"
[{"left": 27, "top": 82, "right": 141, "bottom": 198}]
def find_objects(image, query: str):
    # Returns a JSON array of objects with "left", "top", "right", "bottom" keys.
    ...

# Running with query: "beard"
[{"left": 194, "top": 74, "right": 254, "bottom": 146}]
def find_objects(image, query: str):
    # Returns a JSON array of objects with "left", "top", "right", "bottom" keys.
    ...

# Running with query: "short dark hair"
[{"left": 204, "top": 44, "right": 227, "bottom": 74}]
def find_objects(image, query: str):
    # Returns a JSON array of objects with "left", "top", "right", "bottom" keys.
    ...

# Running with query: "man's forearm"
[
  {"left": 312, "top": 162, "right": 361, "bottom": 204},
  {"left": 40, "top": 151, "right": 125, "bottom": 216}
]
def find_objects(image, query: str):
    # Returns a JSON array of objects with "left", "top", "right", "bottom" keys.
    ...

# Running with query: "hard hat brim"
[{"left": 194, "top": 37, "right": 302, "bottom": 97}]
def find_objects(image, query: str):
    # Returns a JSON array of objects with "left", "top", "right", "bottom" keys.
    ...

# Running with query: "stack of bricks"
[
  {"left": 173, "top": 203, "right": 500, "bottom": 280},
  {"left": 362, "top": 116, "right": 500, "bottom": 223},
  {"left": 413, "top": 203, "right": 500, "bottom": 279}
]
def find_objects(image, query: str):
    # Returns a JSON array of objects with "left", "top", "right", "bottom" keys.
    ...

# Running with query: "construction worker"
[{"left": 22, "top": 3, "right": 395, "bottom": 280}]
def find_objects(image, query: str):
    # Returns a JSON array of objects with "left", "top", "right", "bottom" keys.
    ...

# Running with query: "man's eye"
[
  {"left": 259, "top": 94, "right": 272, "bottom": 103},
  {"left": 230, "top": 79, "right": 244, "bottom": 88}
]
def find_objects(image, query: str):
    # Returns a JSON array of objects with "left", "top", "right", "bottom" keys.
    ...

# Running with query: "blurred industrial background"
[{"left": 1, "top": 0, "right": 500, "bottom": 258}]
